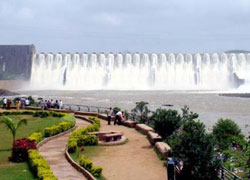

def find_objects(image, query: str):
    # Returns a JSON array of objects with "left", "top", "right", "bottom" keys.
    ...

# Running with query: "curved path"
[
  {"left": 87, "top": 119, "right": 167, "bottom": 180},
  {"left": 39, "top": 119, "right": 89, "bottom": 180}
]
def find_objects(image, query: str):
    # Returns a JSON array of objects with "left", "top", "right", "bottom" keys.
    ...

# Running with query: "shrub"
[
  {"left": 151, "top": 108, "right": 182, "bottom": 139},
  {"left": 91, "top": 166, "right": 103, "bottom": 177},
  {"left": 28, "top": 132, "right": 43, "bottom": 144},
  {"left": 68, "top": 138, "right": 78, "bottom": 153},
  {"left": 68, "top": 117, "right": 101, "bottom": 153},
  {"left": 33, "top": 111, "right": 49, "bottom": 118},
  {"left": 213, "top": 118, "right": 244, "bottom": 150},
  {"left": 131, "top": 101, "right": 150, "bottom": 123},
  {"left": 0, "top": 110, "right": 34, "bottom": 116},
  {"left": 79, "top": 156, "right": 93, "bottom": 171},
  {"left": 28, "top": 149, "right": 57, "bottom": 180},
  {"left": 170, "top": 120, "right": 220, "bottom": 180},
  {"left": 59, "top": 121, "right": 73, "bottom": 132},
  {"left": 79, "top": 156, "right": 103, "bottom": 178},
  {"left": 77, "top": 135, "right": 98, "bottom": 146},
  {"left": 11, "top": 138, "right": 37, "bottom": 162},
  {"left": 44, "top": 125, "right": 61, "bottom": 137}
]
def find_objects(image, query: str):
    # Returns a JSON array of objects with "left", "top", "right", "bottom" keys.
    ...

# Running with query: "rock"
[{"left": 0, "top": 89, "right": 19, "bottom": 96}]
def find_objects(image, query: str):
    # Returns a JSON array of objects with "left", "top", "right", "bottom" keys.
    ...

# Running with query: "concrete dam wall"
[{"left": 0, "top": 45, "right": 35, "bottom": 80}]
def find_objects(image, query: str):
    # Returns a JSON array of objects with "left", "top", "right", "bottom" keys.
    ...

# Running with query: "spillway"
[{"left": 29, "top": 53, "right": 250, "bottom": 90}]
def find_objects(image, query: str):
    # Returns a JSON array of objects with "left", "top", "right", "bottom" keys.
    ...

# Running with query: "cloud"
[
  {"left": 93, "top": 13, "right": 121, "bottom": 26},
  {"left": 18, "top": 7, "right": 33, "bottom": 20},
  {"left": 0, "top": 0, "right": 250, "bottom": 52}
]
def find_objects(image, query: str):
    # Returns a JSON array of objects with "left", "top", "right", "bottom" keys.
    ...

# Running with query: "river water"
[{"left": 17, "top": 90, "right": 250, "bottom": 135}]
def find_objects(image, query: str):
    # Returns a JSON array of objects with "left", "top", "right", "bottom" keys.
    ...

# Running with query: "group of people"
[
  {"left": 107, "top": 107, "right": 125, "bottom": 125},
  {"left": 2, "top": 97, "right": 30, "bottom": 110},
  {"left": 40, "top": 99, "right": 63, "bottom": 110}
]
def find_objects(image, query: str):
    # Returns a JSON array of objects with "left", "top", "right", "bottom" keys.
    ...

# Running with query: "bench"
[
  {"left": 122, "top": 120, "right": 137, "bottom": 128},
  {"left": 147, "top": 131, "right": 162, "bottom": 145},
  {"left": 135, "top": 124, "right": 154, "bottom": 135},
  {"left": 155, "top": 142, "right": 171, "bottom": 159},
  {"left": 103, "top": 133, "right": 123, "bottom": 142}
]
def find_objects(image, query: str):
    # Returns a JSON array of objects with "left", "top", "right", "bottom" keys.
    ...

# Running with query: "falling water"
[{"left": 30, "top": 53, "right": 250, "bottom": 90}]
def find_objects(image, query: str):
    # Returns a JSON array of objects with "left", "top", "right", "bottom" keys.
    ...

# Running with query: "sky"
[{"left": 0, "top": 0, "right": 250, "bottom": 53}]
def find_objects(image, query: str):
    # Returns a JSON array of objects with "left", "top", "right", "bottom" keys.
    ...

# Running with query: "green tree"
[
  {"left": 0, "top": 116, "right": 27, "bottom": 145},
  {"left": 181, "top": 105, "right": 199, "bottom": 122},
  {"left": 212, "top": 118, "right": 243, "bottom": 150},
  {"left": 171, "top": 120, "right": 220, "bottom": 180},
  {"left": 131, "top": 101, "right": 150, "bottom": 123},
  {"left": 151, "top": 108, "right": 181, "bottom": 139}
]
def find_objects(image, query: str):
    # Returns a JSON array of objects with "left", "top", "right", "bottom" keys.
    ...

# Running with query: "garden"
[{"left": 0, "top": 110, "right": 75, "bottom": 180}]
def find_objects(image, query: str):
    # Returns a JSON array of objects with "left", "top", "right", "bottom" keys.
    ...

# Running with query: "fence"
[{"left": 218, "top": 167, "right": 242, "bottom": 180}]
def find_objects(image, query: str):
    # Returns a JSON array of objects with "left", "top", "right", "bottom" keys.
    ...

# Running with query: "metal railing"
[
  {"left": 63, "top": 104, "right": 109, "bottom": 114},
  {"left": 218, "top": 167, "right": 242, "bottom": 180}
]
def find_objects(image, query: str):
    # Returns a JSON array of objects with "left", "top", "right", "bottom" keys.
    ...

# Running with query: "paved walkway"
[
  {"left": 39, "top": 119, "right": 89, "bottom": 180},
  {"left": 88, "top": 120, "right": 167, "bottom": 180}
]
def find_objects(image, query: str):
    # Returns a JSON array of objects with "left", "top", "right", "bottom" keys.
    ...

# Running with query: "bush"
[
  {"left": 28, "top": 132, "right": 43, "bottom": 144},
  {"left": 79, "top": 156, "right": 103, "bottom": 178},
  {"left": 28, "top": 149, "right": 57, "bottom": 180},
  {"left": 33, "top": 111, "right": 49, "bottom": 118},
  {"left": 213, "top": 118, "right": 244, "bottom": 150},
  {"left": 79, "top": 156, "right": 93, "bottom": 171},
  {"left": 0, "top": 110, "right": 34, "bottom": 116},
  {"left": 151, "top": 108, "right": 182, "bottom": 139},
  {"left": 44, "top": 125, "right": 61, "bottom": 137},
  {"left": 68, "top": 117, "right": 101, "bottom": 153},
  {"left": 59, "top": 121, "right": 73, "bottom": 132},
  {"left": 170, "top": 120, "right": 220, "bottom": 180},
  {"left": 11, "top": 138, "right": 37, "bottom": 162},
  {"left": 91, "top": 166, "right": 103, "bottom": 177},
  {"left": 77, "top": 135, "right": 98, "bottom": 146}
]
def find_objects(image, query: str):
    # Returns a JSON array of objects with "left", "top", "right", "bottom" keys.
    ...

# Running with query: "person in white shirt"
[
  {"left": 114, "top": 111, "right": 122, "bottom": 125},
  {"left": 25, "top": 99, "right": 30, "bottom": 106},
  {"left": 2, "top": 98, "right": 7, "bottom": 109},
  {"left": 59, "top": 100, "right": 63, "bottom": 109}
]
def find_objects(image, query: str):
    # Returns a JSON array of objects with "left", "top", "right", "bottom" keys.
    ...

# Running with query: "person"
[
  {"left": 2, "top": 97, "right": 7, "bottom": 109},
  {"left": 20, "top": 97, "right": 25, "bottom": 109},
  {"left": 47, "top": 100, "right": 51, "bottom": 109},
  {"left": 59, "top": 100, "right": 63, "bottom": 109},
  {"left": 107, "top": 107, "right": 113, "bottom": 125},
  {"left": 167, "top": 157, "right": 175, "bottom": 180},
  {"left": 114, "top": 111, "right": 122, "bottom": 125},
  {"left": 44, "top": 100, "right": 48, "bottom": 110},
  {"left": 25, "top": 98, "right": 30, "bottom": 106},
  {"left": 7, "top": 99, "right": 11, "bottom": 109},
  {"left": 16, "top": 100, "right": 20, "bottom": 110},
  {"left": 51, "top": 99, "right": 55, "bottom": 108}
]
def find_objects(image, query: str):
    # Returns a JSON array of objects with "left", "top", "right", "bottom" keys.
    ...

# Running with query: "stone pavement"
[{"left": 39, "top": 119, "right": 90, "bottom": 180}]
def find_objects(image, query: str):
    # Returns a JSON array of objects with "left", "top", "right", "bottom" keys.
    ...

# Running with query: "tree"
[
  {"left": 181, "top": 105, "right": 199, "bottom": 122},
  {"left": 131, "top": 101, "right": 150, "bottom": 123},
  {"left": 151, "top": 108, "right": 181, "bottom": 139},
  {"left": 212, "top": 118, "right": 243, "bottom": 150},
  {"left": 170, "top": 120, "right": 220, "bottom": 180},
  {"left": 0, "top": 116, "right": 27, "bottom": 145}
]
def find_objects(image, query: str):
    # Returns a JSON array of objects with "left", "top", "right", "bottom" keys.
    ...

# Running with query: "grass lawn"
[{"left": 0, "top": 114, "right": 64, "bottom": 180}]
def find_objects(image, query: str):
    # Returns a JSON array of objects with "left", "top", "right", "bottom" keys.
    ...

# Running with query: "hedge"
[
  {"left": 28, "top": 132, "right": 43, "bottom": 144},
  {"left": 0, "top": 110, "right": 35, "bottom": 116},
  {"left": 28, "top": 149, "right": 57, "bottom": 180},
  {"left": 79, "top": 155, "right": 103, "bottom": 178},
  {"left": 68, "top": 116, "right": 100, "bottom": 153},
  {"left": 44, "top": 121, "right": 74, "bottom": 137}
]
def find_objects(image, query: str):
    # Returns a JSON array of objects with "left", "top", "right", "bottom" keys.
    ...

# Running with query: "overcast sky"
[{"left": 0, "top": 0, "right": 250, "bottom": 53}]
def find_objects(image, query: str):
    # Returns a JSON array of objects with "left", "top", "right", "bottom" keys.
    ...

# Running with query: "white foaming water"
[{"left": 29, "top": 53, "right": 250, "bottom": 91}]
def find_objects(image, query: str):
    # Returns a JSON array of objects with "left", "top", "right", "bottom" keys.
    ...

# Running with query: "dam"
[{"left": 30, "top": 53, "right": 250, "bottom": 90}]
